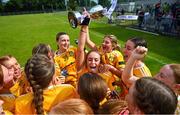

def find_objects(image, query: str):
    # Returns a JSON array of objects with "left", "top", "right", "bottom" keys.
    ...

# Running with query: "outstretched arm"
[
  {"left": 98, "top": 63, "right": 123, "bottom": 77},
  {"left": 76, "top": 8, "right": 90, "bottom": 71},
  {"left": 122, "top": 46, "right": 148, "bottom": 88},
  {"left": 109, "top": 66, "right": 123, "bottom": 78},
  {"left": 76, "top": 25, "right": 88, "bottom": 71},
  {"left": 83, "top": 7, "right": 98, "bottom": 51},
  {"left": 86, "top": 27, "right": 98, "bottom": 50}
]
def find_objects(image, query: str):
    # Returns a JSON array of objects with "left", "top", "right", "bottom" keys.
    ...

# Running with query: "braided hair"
[{"left": 25, "top": 54, "right": 55, "bottom": 114}]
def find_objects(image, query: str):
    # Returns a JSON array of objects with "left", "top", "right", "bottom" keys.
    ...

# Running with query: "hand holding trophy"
[{"left": 68, "top": 5, "right": 107, "bottom": 28}]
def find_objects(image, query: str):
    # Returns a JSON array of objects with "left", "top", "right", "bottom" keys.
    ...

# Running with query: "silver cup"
[{"left": 68, "top": 5, "right": 106, "bottom": 28}]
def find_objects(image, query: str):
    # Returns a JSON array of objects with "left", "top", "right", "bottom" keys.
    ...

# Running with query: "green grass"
[{"left": 0, "top": 12, "right": 180, "bottom": 76}]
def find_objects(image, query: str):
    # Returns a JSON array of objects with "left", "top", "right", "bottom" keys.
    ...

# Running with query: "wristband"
[{"left": 81, "top": 17, "right": 90, "bottom": 26}]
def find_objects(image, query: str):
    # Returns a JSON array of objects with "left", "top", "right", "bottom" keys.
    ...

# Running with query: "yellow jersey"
[
  {"left": 98, "top": 48, "right": 125, "bottom": 69},
  {"left": 175, "top": 94, "right": 180, "bottom": 114},
  {"left": 98, "top": 48, "right": 126, "bottom": 97},
  {"left": 133, "top": 63, "right": 152, "bottom": 78},
  {"left": 10, "top": 67, "right": 61, "bottom": 97},
  {"left": 77, "top": 67, "right": 115, "bottom": 91},
  {"left": 4, "top": 110, "right": 13, "bottom": 115},
  {"left": 15, "top": 84, "right": 77, "bottom": 114},
  {"left": 0, "top": 94, "right": 16, "bottom": 113},
  {"left": 9, "top": 71, "right": 29, "bottom": 97},
  {"left": 54, "top": 46, "right": 77, "bottom": 87},
  {"left": 0, "top": 72, "right": 29, "bottom": 113}
]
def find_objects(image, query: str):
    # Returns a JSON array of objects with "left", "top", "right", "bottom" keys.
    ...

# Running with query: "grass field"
[{"left": 0, "top": 12, "right": 180, "bottom": 75}]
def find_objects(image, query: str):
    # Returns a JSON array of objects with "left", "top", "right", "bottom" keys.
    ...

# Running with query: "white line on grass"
[
  {"left": 90, "top": 31, "right": 105, "bottom": 38},
  {"left": 126, "top": 27, "right": 159, "bottom": 36},
  {"left": 146, "top": 55, "right": 167, "bottom": 65}
]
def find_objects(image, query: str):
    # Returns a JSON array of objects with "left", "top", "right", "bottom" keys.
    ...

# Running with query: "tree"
[
  {"left": 79, "top": 0, "right": 85, "bottom": 7},
  {"left": 91, "top": 1, "right": 97, "bottom": 7},
  {"left": 118, "top": 0, "right": 127, "bottom": 3},
  {"left": 58, "top": 0, "right": 65, "bottom": 10},
  {"left": 4, "top": 0, "right": 22, "bottom": 12},
  {"left": 98, "top": 0, "right": 111, "bottom": 8},
  {"left": 0, "top": 0, "right": 3, "bottom": 12},
  {"left": 68, "top": 0, "right": 78, "bottom": 10},
  {"left": 1, "top": 0, "right": 68, "bottom": 13}
]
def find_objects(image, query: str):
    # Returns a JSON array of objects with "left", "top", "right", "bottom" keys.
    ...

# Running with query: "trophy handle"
[
  {"left": 89, "top": 5, "right": 105, "bottom": 19},
  {"left": 68, "top": 11, "right": 81, "bottom": 29}
]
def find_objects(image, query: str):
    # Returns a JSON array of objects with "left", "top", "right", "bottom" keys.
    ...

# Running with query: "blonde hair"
[
  {"left": 49, "top": 99, "right": 93, "bottom": 114},
  {"left": 104, "top": 35, "right": 121, "bottom": 51}
]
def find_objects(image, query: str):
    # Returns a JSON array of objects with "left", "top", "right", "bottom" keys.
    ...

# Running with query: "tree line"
[
  {"left": 0, "top": 0, "right": 130, "bottom": 15},
  {"left": 0, "top": 0, "right": 120, "bottom": 13}
]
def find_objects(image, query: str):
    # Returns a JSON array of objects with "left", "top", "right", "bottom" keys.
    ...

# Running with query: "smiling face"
[
  {"left": 10, "top": 57, "right": 21, "bottom": 78},
  {"left": 86, "top": 51, "right": 101, "bottom": 73},
  {"left": 1, "top": 65, "right": 14, "bottom": 88},
  {"left": 57, "top": 34, "right": 70, "bottom": 53},
  {"left": 4, "top": 57, "right": 21, "bottom": 79},
  {"left": 123, "top": 40, "right": 135, "bottom": 62},
  {"left": 155, "top": 65, "right": 175, "bottom": 89},
  {"left": 102, "top": 37, "right": 113, "bottom": 53}
]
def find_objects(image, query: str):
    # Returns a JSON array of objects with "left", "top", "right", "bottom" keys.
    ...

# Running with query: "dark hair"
[
  {"left": 56, "top": 32, "right": 68, "bottom": 50},
  {"left": 129, "top": 37, "right": 147, "bottom": 48},
  {"left": 25, "top": 54, "right": 55, "bottom": 114},
  {"left": 32, "top": 43, "right": 53, "bottom": 59},
  {"left": 49, "top": 99, "right": 93, "bottom": 114},
  {"left": 78, "top": 72, "right": 108, "bottom": 113},
  {"left": 134, "top": 77, "right": 177, "bottom": 114},
  {"left": 56, "top": 32, "right": 68, "bottom": 42}
]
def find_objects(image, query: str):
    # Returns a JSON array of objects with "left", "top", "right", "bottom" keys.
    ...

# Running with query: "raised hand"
[
  {"left": 81, "top": 7, "right": 91, "bottom": 26},
  {"left": 82, "top": 7, "right": 90, "bottom": 18},
  {"left": 131, "top": 46, "right": 148, "bottom": 60}
]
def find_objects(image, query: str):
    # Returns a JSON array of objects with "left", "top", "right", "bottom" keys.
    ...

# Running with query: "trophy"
[{"left": 68, "top": 5, "right": 107, "bottom": 28}]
